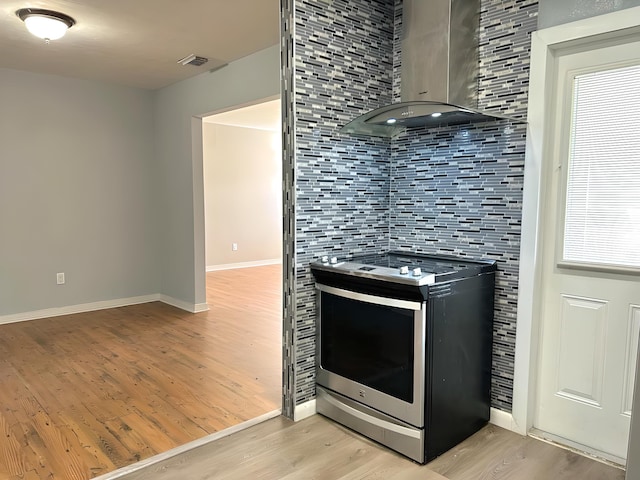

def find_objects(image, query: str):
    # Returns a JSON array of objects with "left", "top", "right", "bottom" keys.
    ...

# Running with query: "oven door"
[{"left": 316, "top": 283, "right": 426, "bottom": 427}]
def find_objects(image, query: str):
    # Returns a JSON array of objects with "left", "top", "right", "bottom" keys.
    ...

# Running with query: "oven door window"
[{"left": 320, "top": 292, "right": 415, "bottom": 403}]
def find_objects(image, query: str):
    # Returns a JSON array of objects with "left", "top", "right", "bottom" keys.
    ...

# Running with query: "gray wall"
[
  {"left": 0, "top": 68, "right": 158, "bottom": 316},
  {"left": 538, "top": 0, "right": 640, "bottom": 28},
  {"left": 0, "top": 45, "right": 280, "bottom": 318},
  {"left": 154, "top": 45, "right": 280, "bottom": 307}
]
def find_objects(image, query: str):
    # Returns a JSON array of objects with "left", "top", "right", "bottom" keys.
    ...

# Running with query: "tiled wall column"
[
  {"left": 283, "top": 0, "right": 395, "bottom": 409},
  {"left": 283, "top": 0, "right": 539, "bottom": 414}
]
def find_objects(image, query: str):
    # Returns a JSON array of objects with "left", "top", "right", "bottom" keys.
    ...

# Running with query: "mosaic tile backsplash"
[
  {"left": 286, "top": 0, "right": 539, "bottom": 413},
  {"left": 389, "top": 0, "right": 537, "bottom": 411},
  {"left": 292, "top": 0, "right": 394, "bottom": 405}
]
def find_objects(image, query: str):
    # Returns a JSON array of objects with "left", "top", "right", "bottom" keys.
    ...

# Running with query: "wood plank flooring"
[
  {"left": 100, "top": 414, "right": 626, "bottom": 480},
  {"left": 0, "top": 265, "right": 282, "bottom": 479}
]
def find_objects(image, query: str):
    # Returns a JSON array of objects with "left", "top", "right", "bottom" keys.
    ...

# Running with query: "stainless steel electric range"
[{"left": 310, "top": 251, "right": 496, "bottom": 464}]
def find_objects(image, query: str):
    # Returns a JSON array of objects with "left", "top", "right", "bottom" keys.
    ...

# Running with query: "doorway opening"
[{"left": 199, "top": 97, "right": 283, "bottom": 421}]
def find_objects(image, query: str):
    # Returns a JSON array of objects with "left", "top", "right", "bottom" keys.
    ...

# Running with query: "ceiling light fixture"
[{"left": 16, "top": 8, "right": 75, "bottom": 43}]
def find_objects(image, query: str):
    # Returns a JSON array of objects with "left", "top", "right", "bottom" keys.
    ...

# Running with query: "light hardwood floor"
[
  {"left": 99, "top": 414, "right": 626, "bottom": 480},
  {"left": 0, "top": 265, "right": 282, "bottom": 479}
]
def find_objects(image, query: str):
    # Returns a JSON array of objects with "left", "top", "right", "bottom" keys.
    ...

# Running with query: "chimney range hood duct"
[{"left": 341, "top": 0, "right": 521, "bottom": 138}]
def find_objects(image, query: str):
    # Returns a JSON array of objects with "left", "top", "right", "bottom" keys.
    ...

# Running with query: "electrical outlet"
[
  {"left": 56, "top": 272, "right": 65, "bottom": 285},
  {"left": 232, "top": 243, "right": 238, "bottom": 251}
]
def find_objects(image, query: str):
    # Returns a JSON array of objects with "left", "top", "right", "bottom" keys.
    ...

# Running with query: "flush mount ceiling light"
[{"left": 16, "top": 8, "right": 75, "bottom": 43}]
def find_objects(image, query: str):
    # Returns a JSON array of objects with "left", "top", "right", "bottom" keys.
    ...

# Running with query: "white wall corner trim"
[
  {"left": 206, "top": 258, "right": 282, "bottom": 272},
  {"left": 0, "top": 295, "right": 161, "bottom": 325},
  {"left": 490, "top": 408, "right": 519, "bottom": 433},
  {"left": 294, "top": 399, "right": 317, "bottom": 422},
  {"left": 513, "top": 5, "right": 640, "bottom": 441},
  {"left": 193, "top": 303, "right": 210, "bottom": 313},
  {"left": 159, "top": 295, "right": 209, "bottom": 313}
]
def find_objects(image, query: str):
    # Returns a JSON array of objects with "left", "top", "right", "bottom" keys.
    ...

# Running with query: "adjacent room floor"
[{"left": 0, "top": 265, "right": 282, "bottom": 480}]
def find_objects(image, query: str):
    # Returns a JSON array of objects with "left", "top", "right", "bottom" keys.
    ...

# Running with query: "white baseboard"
[
  {"left": 206, "top": 258, "right": 281, "bottom": 272},
  {"left": 294, "top": 399, "right": 317, "bottom": 421},
  {"left": 94, "top": 409, "right": 282, "bottom": 480},
  {"left": 193, "top": 303, "right": 209, "bottom": 313},
  {"left": 159, "top": 295, "right": 209, "bottom": 313},
  {"left": 490, "top": 407, "right": 519, "bottom": 433},
  {"left": 0, "top": 294, "right": 161, "bottom": 325},
  {"left": 0, "top": 294, "right": 209, "bottom": 326}
]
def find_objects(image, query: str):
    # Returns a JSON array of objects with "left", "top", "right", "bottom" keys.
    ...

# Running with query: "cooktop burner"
[{"left": 310, "top": 251, "right": 496, "bottom": 287}]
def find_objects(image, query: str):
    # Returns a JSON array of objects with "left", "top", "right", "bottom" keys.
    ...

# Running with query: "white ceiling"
[{"left": 0, "top": 0, "right": 280, "bottom": 90}]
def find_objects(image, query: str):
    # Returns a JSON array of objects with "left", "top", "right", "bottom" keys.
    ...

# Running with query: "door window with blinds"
[{"left": 561, "top": 63, "right": 640, "bottom": 271}]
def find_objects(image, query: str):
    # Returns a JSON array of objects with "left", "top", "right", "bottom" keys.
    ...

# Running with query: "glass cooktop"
[{"left": 310, "top": 251, "right": 496, "bottom": 287}]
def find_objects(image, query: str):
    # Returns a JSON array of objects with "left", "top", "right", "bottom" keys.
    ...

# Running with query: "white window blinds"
[{"left": 563, "top": 64, "right": 640, "bottom": 269}]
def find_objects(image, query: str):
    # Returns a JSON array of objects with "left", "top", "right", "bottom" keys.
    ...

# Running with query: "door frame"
[{"left": 512, "top": 4, "right": 640, "bottom": 456}]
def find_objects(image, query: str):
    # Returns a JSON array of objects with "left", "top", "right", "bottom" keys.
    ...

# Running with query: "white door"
[{"left": 535, "top": 37, "right": 640, "bottom": 462}]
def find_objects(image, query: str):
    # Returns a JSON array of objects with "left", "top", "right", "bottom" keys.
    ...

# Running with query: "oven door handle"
[
  {"left": 316, "top": 284, "right": 423, "bottom": 311},
  {"left": 319, "top": 388, "right": 422, "bottom": 439}
]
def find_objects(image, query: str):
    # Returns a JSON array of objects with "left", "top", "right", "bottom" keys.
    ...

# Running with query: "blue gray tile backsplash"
[
  {"left": 289, "top": 0, "right": 394, "bottom": 409},
  {"left": 283, "top": 0, "right": 539, "bottom": 414}
]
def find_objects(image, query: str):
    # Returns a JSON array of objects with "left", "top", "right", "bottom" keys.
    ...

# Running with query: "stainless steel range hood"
[{"left": 341, "top": 0, "right": 521, "bottom": 138}]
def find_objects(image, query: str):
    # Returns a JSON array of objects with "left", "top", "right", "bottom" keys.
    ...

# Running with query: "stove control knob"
[
  {"left": 330, "top": 257, "right": 338, "bottom": 265},
  {"left": 412, "top": 267, "right": 422, "bottom": 277},
  {"left": 399, "top": 266, "right": 409, "bottom": 275},
  {"left": 321, "top": 256, "right": 329, "bottom": 264}
]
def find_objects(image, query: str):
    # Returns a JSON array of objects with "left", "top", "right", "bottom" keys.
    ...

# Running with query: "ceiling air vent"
[{"left": 177, "top": 54, "right": 208, "bottom": 66}]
